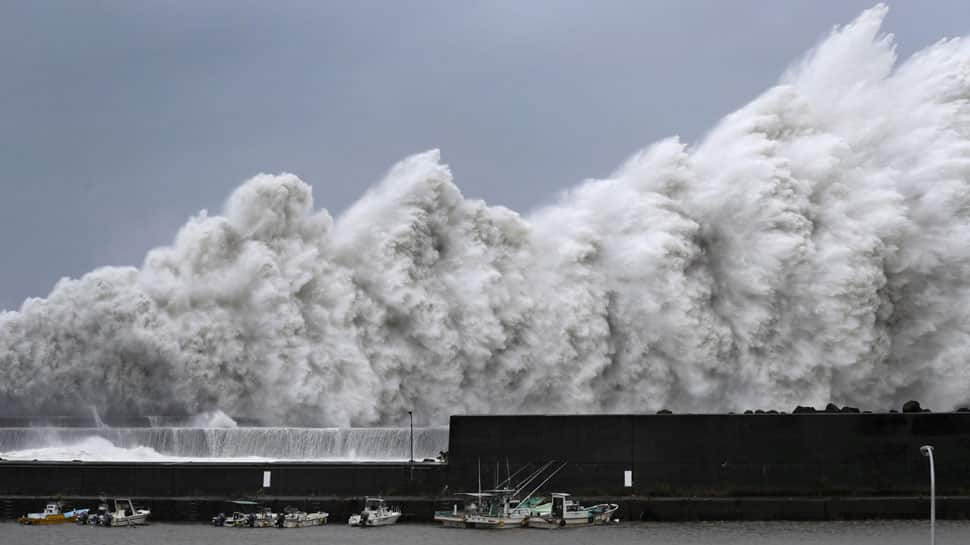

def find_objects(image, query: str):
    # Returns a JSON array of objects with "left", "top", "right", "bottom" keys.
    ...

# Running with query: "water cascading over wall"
[
  {"left": 2, "top": 5, "right": 970, "bottom": 425},
  {"left": 0, "top": 427, "right": 449, "bottom": 461}
]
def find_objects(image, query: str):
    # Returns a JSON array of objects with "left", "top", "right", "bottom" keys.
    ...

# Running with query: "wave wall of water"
[{"left": 2, "top": 6, "right": 969, "bottom": 424}]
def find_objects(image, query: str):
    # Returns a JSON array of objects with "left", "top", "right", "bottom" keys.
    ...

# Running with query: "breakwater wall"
[
  {"left": 447, "top": 413, "right": 970, "bottom": 496},
  {"left": 0, "top": 461, "right": 445, "bottom": 497}
]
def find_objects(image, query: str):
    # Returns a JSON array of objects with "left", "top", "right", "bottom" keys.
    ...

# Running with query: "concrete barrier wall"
[
  {"left": 447, "top": 413, "right": 970, "bottom": 496},
  {"left": 0, "top": 461, "right": 447, "bottom": 498}
]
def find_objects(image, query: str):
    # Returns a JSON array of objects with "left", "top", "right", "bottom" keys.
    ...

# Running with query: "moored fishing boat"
[
  {"left": 279, "top": 506, "right": 328, "bottom": 528},
  {"left": 18, "top": 502, "right": 88, "bottom": 525},
  {"left": 434, "top": 491, "right": 527, "bottom": 529},
  {"left": 434, "top": 460, "right": 566, "bottom": 529},
  {"left": 211, "top": 500, "right": 277, "bottom": 527},
  {"left": 462, "top": 489, "right": 538, "bottom": 529},
  {"left": 348, "top": 497, "right": 401, "bottom": 527},
  {"left": 96, "top": 498, "right": 150, "bottom": 526},
  {"left": 527, "top": 493, "right": 618, "bottom": 528}
]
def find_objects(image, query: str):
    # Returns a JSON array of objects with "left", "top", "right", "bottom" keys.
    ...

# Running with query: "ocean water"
[{"left": 1, "top": 520, "right": 967, "bottom": 545}]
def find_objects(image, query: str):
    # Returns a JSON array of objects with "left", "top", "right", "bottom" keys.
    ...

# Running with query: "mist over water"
[{"left": 2, "top": 6, "right": 969, "bottom": 425}]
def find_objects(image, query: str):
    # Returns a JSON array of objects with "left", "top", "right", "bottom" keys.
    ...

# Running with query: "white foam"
[
  {"left": 0, "top": 426, "right": 449, "bottom": 461},
  {"left": 0, "top": 436, "right": 172, "bottom": 462}
]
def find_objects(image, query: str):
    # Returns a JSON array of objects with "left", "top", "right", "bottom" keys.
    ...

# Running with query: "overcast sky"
[{"left": 2, "top": 1, "right": 969, "bottom": 311}]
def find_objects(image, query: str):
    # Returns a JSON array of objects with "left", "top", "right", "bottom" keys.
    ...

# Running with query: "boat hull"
[
  {"left": 282, "top": 513, "right": 328, "bottom": 528},
  {"left": 106, "top": 512, "right": 150, "bottom": 527},
  {"left": 18, "top": 514, "right": 76, "bottom": 525},
  {"left": 434, "top": 513, "right": 469, "bottom": 528},
  {"left": 527, "top": 504, "right": 619, "bottom": 529},
  {"left": 463, "top": 514, "right": 527, "bottom": 529},
  {"left": 349, "top": 513, "right": 401, "bottom": 527}
]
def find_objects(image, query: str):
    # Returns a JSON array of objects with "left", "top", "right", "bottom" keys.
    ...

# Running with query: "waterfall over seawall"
[{"left": 0, "top": 427, "right": 449, "bottom": 461}]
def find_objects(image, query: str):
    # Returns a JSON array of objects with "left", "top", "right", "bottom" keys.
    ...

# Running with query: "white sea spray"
[{"left": 2, "top": 6, "right": 968, "bottom": 425}]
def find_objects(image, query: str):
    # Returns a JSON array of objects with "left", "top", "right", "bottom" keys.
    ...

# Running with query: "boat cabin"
[
  {"left": 113, "top": 499, "right": 136, "bottom": 516},
  {"left": 550, "top": 493, "right": 580, "bottom": 518}
]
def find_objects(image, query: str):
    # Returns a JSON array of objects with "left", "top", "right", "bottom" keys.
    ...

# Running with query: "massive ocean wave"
[{"left": 2, "top": 6, "right": 969, "bottom": 425}]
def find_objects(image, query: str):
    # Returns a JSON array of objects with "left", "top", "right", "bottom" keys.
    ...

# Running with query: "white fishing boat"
[
  {"left": 435, "top": 492, "right": 518, "bottom": 528},
  {"left": 98, "top": 498, "right": 150, "bottom": 526},
  {"left": 348, "top": 497, "right": 402, "bottom": 527},
  {"left": 433, "top": 494, "right": 478, "bottom": 528},
  {"left": 279, "top": 507, "right": 328, "bottom": 528},
  {"left": 527, "top": 493, "right": 618, "bottom": 528},
  {"left": 461, "top": 489, "right": 535, "bottom": 529},
  {"left": 212, "top": 500, "right": 277, "bottom": 527}
]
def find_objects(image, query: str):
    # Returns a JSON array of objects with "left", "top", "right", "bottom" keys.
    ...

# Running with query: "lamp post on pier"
[
  {"left": 408, "top": 410, "right": 414, "bottom": 482},
  {"left": 920, "top": 445, "right": 935, "bottom": 545}
]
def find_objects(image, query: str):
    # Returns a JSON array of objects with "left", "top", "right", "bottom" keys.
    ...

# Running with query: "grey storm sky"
[{"left": 2, "top": 1, "right": 969, "bottom": 311}]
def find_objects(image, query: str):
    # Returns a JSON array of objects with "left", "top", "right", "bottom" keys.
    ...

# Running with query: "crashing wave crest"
[{"left": 2, "top": 5, "right": 969, "bottom": 424}]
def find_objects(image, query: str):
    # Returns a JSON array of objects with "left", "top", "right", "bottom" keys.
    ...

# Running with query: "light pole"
[
  {"left": 408, "top": 410, "right": 414, "bottom": 463},
  {"left": 920, "top": 445, "right": 935, "bottom": 545},
  {"left": 408, "top": 410, "right": 414, "bottom": 482}
]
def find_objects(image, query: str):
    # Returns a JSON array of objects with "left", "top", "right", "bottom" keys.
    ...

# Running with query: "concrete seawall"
[
  {"left": 2, "top": 412, "right": 968, "bottom": 521},
  {"left": 447, "top": 413, "right": 970, "bottom": 497}
]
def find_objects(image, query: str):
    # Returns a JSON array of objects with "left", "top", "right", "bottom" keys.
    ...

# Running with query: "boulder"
[
  {"left": 793, "top": 405, "right": 816, "bottom": 414},
  {"left": 824, "top": 403, "right": 840, "bottom": 413},
  {"left": 656, "top": 409, "right": 672, "bottom": 415}
]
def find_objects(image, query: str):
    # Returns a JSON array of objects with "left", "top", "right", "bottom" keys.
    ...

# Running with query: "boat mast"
[{"left": 518, "top": 461, "right": 568, "bottom": 505}]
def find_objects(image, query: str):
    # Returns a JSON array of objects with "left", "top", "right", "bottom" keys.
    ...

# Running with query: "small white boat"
[
  {"left": 279, "top": 507, "right": 328, "bottom": 528},
  {"left": 18, "top": 502, "right": 88, "bottom": 525},
  {"left": 348, "top": 497, "right": 401, "bottom": 527},
  {"left": 99, "top": 498, "right": 150, "bottom": 527},
  {"left": 527, "top": 493, "right": 618, "bottom": 528},
  {"left": 215, "top": 509, "right": 277, "bottom": 528},
  {"left": 212, "top": 501, "right": 276, "bottom": 527}
]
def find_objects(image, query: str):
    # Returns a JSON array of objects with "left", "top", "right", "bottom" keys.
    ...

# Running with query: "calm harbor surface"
[{"left": 2, "top": 520, "right": 969, "bottom": 545}]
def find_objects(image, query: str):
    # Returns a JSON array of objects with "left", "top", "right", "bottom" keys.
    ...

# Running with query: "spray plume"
[{"left": 2, "top": 5, "right": 969, "bottom": 424}]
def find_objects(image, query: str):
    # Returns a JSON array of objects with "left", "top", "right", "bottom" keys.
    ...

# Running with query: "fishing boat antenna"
[
  {"left": 513, "top": 460, "right": 556, "bottom": 496},
  {"left": 495, "top": 462, "right": 531, "bottom": 491},
  {"left": 506, "top": 458, "right": 510, "bottom": 487},
  {"left": 518, "top": 461, "right": 568, "bottom": 506}
]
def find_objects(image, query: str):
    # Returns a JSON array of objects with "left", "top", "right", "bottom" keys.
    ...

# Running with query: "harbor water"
[{"left": 2, "top": 520, "right": 969, "bottom": 545}]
